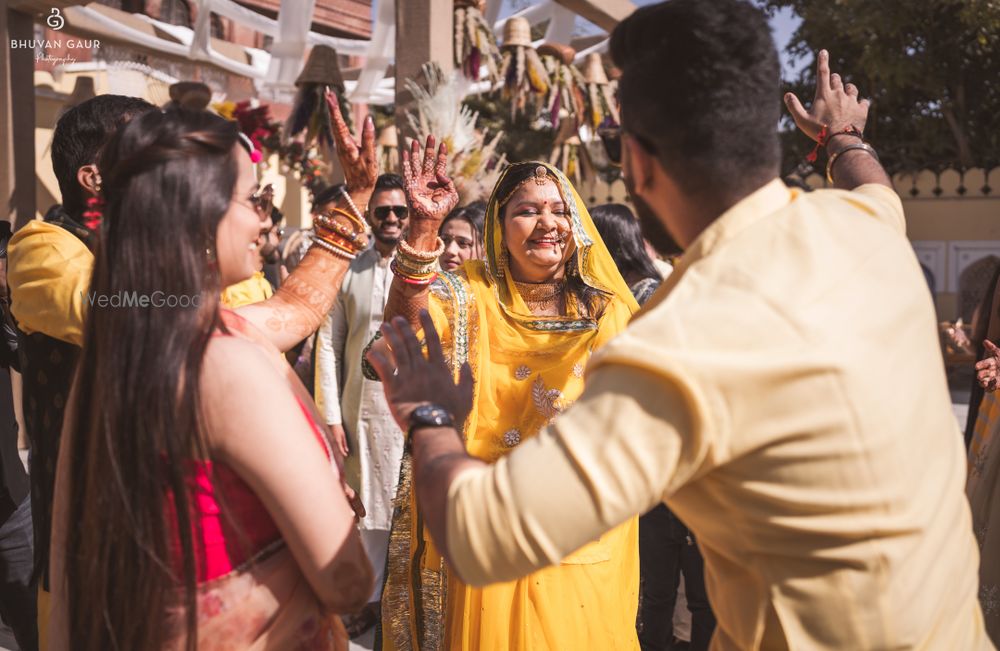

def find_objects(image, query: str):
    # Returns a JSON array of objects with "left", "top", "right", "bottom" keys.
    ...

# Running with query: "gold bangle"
[
  {"left": 327, "top": 206, "right": 366, "bottom": 233},
  {"left": 391, "top": 257, "right": 438, "bottom": 284},
  {"left": 397, "top": 237, "right": 445, "bottom": 262},
  {"left": 826, "top": 142, "right": 879, "bottom": 184},
  {"left": 392, "top": 256, "right": 439, "bottom": 278},
  {"left": 314, "top": 215, "right": 368, "bottom": 252}
]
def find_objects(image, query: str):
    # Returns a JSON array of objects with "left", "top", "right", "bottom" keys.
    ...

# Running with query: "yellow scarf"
[{"left": 381, "top": 163, "right": 640, "bottom": 651}]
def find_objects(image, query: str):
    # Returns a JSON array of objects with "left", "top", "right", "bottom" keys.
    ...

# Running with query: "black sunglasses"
[
  {"left": 373, "top": 205, "right": 408, "bottom": 220},
  {"left": 597, "top": 120, "right": 659, "bottom": 168},
  {"left": 597, "top": 120, "right": 623, "bottom": 167}
]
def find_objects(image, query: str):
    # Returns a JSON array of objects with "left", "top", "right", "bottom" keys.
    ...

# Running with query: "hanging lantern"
[
  {"left": 454, "top": 0, "right": 500, "bottom": 83},
  {"left": 286, "top": 45, "right": 351, "bottom": 148},
  {"left": 498, "top": 16, "right": 549, "bottom": 119},
  {"left": 550, "top": 133, "right": 596, "bottom": 186},
  {"left": 377, "top": 125, "right": 400, "bottom": 175},
  {"left": 581, "top": 52, "right": 620, "bottom": 129},
  {"left": 537, "top": 42, "right": 586, "bottom": 131}
]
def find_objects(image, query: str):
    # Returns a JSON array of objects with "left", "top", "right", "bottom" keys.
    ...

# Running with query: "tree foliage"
[{"left": 759, "top": 0, "right": 1000, "bottom": 174}]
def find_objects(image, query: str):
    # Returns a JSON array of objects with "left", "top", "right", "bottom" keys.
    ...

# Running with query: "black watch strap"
[{"left": 407, "top": 404, "right": 455, "bottom": 440}]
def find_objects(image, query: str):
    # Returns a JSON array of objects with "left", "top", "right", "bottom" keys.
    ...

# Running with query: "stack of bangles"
[
  {"left": 313, "top": 204, "right": 368, "bottom": 261},
  {"left": 392, "top": 237, "right": 446, "bottom": 286},
  {"left": 811, "top": 125, "right": 880, "bottom": 184}
]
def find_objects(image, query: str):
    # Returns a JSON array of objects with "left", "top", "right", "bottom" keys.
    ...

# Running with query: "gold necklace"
[{"left": 513, "top": 279, "right": 564, "bottom": 316}]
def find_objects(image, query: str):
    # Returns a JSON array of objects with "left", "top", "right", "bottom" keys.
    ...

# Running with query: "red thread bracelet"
[{"left": 806, "top": 125, "right": 864, "bottom": 163}]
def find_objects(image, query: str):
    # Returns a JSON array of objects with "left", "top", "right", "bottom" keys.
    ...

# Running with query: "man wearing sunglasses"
[{"left": 315, "top": 173, "right": 410, "bottom": 641}]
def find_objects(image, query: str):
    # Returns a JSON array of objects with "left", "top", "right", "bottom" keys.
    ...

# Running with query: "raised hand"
[
  {"left": 325, "top": 89, "right": 377, "bottom": 197},
  {"left": 784, "top": 50, "right": 870, "bottom": 143},
  {"left": 977, "top": 340, "right": 1000, "bottom": 392},
  {"left": 402, "top": 136, "right": 459, "bottom": 230},
  {"left": 366, "top": 311, "right": 474, "bottom": 433}
]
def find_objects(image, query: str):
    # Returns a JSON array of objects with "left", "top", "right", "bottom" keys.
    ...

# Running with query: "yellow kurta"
[
  {"left": 8, "top": 220, "right": 93, "bottom": 346},
  {"left": 380, "top": 164, "right": 640, "bottom": 651},
  {"left": 220, "top": 270, "right": 273, "bottom": 309},
  {"left": 443, "top": 181, "right": 991, "bottom": 650}
]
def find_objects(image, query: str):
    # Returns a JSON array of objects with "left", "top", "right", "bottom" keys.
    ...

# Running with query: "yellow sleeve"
[
  {"left": 851, "top": 183, "right": 906, "bottom": 235},
  {"left": 8, "top": 221, "right": 94, "bottom": 346},
  {"left": 444, "top": 363, "right": 706, "bottom": 586},
  {"left": 221, "top": 272, "right": 273, "bottom": 309}
]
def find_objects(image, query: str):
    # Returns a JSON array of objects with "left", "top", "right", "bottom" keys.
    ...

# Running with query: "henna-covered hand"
[
  {"left": 326, "top": 89, "right": 377, "bottom": 197},
  {"left": 402, "top": 136, "right": 459, "bottom": 236},
  {"left": 978, "top": 340, "right": 1000, "bottom": 392}
]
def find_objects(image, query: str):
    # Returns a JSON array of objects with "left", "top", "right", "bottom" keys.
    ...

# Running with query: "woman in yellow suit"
[{"left": 374, "top": 142, "right": 641, "bottom": 651}]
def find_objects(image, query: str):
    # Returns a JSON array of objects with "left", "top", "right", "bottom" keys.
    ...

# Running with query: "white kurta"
[{"left": 315, "top": 246, "right": 403, "bottom": 532}]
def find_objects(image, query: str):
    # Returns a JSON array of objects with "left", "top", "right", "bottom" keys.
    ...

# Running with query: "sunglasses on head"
[
  {"left": 250, "top": 184, "right": 274, "bottom": 220},
  {"left": 373, "top": 205, "right": 408, "bottom": 220}
]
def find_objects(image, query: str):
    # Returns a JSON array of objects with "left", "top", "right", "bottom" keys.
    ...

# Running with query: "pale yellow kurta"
[{"left": 444, "top": 180, "right": 992, "bottom": 650}]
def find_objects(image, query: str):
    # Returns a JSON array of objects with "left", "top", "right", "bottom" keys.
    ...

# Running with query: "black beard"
[
  {"left": 625, "top": 176, "right": 683, "bottom": 257},
  {"left": 374, "top": 232, "right": 401, "bottom": 246}
]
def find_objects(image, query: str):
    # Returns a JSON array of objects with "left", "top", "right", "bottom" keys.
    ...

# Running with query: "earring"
[
  {"left": 82, "top": 195, "right": 104, "bottom": 231},
  {"left": 205, "top": 247, "right": 217, "bottom": 264},
  {"left": 497, "top": 242, "right": 508, "bottom": 278}
]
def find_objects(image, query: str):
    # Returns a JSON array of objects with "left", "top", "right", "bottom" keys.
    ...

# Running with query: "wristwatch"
[{"left": 407, "top": 404, "right": 455, "bottom": 439}]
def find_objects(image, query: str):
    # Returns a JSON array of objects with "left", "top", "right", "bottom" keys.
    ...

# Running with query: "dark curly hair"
[{"left": 610, "top": 0, "right": 781, "bottom": 197}]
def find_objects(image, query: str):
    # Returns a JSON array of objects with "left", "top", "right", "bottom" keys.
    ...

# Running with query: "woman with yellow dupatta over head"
[{"left": 373, "top": 138, "right": 641, "bottom": 651}]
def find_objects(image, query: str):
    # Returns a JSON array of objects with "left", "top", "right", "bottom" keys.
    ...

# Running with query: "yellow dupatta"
[{"left": 379, "top": 163, "right": 640, "bottom": 651}]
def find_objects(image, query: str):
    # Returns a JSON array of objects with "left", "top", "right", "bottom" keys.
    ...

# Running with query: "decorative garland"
[
  {"left": 454, "top": 0, "right": 501, "bottom": 82},
  {"left": 214, "top": 99, "right": 329, "bottom": 196}
]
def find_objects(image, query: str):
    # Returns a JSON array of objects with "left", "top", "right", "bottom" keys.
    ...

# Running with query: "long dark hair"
[
  {"left": 441, "top": 200, "right": 486, "bottom": 245},
  {"left": 494, "top": 163, "right": 610, "bottom": 318},
  {"left": 590, "top": 203, "right": 660, "bottom": 283},
  {"left": 65, "top": 108, "right": 240, "bottom": 650}
]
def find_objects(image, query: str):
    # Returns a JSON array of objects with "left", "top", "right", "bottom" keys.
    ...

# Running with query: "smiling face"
[
  {"left": 502, "top": 179, "right": 574, "bottom": 283},
  {"left": 369, "top": 188, "right": 409, "bottom": 247},
  {"left": 440, "top": 218, "right": 480, "bottom": 271},
  {"left": 215, "top": 145, "right": 261, "bottom": 286}
]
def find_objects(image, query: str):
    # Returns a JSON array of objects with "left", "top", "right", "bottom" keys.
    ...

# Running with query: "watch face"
[{"left": 411, "top": 404, "right": 454, "bottom": 429}]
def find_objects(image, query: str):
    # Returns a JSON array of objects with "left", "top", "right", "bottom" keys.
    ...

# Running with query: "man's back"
[{"left": 621, "top": 180, "right": 986, "bottom": 649}]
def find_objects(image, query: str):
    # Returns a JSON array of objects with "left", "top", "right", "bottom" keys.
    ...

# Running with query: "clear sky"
[{"left": 495, "top": 0, "right": 806, "bottom": 79}]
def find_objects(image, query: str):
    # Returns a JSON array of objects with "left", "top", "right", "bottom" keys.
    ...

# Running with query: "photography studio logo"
[
  {"left": 46, "top": 8, "right": 65, "bottom": 31},
  {"left": 9, "top": 8, "right": 101, "bottom": 66}
]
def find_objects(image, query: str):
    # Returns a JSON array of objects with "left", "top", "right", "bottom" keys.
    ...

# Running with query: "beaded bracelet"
[
  {"left": 311, "top": 235, "right": 357, "bottom": 260},
  {"left": 314, "top": 214, "right": 365, "bottom": 247},
  {"left": 397, "top": 237, "right": 446, "bottom": 262},
  {"left": 323, "top": 206, "right": 367, "bottom": 234},
  {"left": 339, "top": 187, "right": 366, "bottom": 225},
  {"left": 806, "top": 124, "right": 865, "bottom": 163}
]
